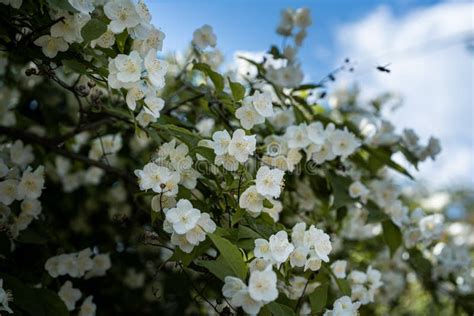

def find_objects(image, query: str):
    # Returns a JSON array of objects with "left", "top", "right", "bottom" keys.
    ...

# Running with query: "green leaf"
[
  {"left": 16, "top": 229, "right": 47, "bottom": 244},
  {"left": 228, "top": 77, "right": 245, "bottom": 101},
  {"left": 382, "top": 219, "right": 403, "bottom": 257},
  {"left": 365, "top": 200, "right": 389, "bottom": 223},
  {"left": 364, "top": 146, "right": 414, "bottom": 179},
  {"left": 81, "top": 18, "right": 107, "bottom": 44},
  {"left": 190, "top": 146, "right": 215, "bottom": 161},
  {"left": 115, "top": 30, "right": 129, "bottom": 54},
  {"left": 163, "top": 124, "right": 200, "bottom": 147},
  {"left": 37, "top": 289, "right": 69, "bottom": 316},
  {"left": 169, "top": 239, "right": 211, "bottom": 267},
  {"left": 326, "top": 171, "right": 353, "bottom": 209},
  {"left": 309, "top": 283, "right": 329, "bottom": 314},
  {"left": 47, "top": 0, "right": 78, "bottom": 12},
  {"left": 266, "top": 302, "right": 296, "bottom": 316},
  {"left": 208, "top": 233, "right": 247, "bottom": 280},
  {"left": 194, "top": 63, "right": 224, "bottom": 93},
  {"left": 62, "top": 59, "right": 88, "bottom": 75},
  {"left": 0, "top": 273, "right": 68, "bottom": 316},
  {"left": 196, "top": 256, "right": 234, "bottom": 281},
  {"left": 292, "top": 83, "right": 322, "bottom": 91},
  {"left": 335, "top": 278, "right": 351, "bottom": 296}
]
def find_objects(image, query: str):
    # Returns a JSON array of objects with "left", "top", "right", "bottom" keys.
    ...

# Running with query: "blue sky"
[
  {"left": 147, "top": 0, "right": 444, "bottom": 75},
  {"left": 146, "top": 0, "right": 473, "bottom": 188}
]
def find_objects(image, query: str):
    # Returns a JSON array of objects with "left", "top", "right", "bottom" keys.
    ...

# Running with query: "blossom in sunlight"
[
  {"left": 104, "top": 0, "right": 141, "bottom": 34},
  {"left": 255, "top": 166, "right": 285, "bottom": 198},
  {"left": 58, "top": 281, "right": 82, "bottom": 311},
  {"left": 192, "top": 24, "right": 217, "bottom": 49},
  {"left": 34, "top": 35, "right": 69, "bottom": 58}
]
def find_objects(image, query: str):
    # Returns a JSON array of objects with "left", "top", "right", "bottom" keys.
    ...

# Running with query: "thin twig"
[{"left": 0, "top": 126, "right": 136, "bottom": 185}]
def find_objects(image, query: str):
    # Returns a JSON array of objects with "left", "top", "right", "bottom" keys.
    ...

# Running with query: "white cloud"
[{"left": 334, "top": 2, "right": 474, "bottom": 188}]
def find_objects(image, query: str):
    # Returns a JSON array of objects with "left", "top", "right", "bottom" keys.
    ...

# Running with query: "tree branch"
[{"left": 0, "top": 126, "right": 136, "bottom": 185}]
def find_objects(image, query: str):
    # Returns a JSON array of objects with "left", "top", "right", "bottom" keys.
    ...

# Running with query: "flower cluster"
[
  {"left": 235, "top": 91, "right": 274, "bottom": 129},
  {"left": 0, "top": 141, "right": 44, "bottom": 238},
  {"left": 348, "top": 266, "right": 383, "bottom": 305},
  {"left": 222, "top": 267, "right": 278, "bottom": 314},
  {"left": 135, "top": 139, "right": 200, "bottom": 197},
  {"left": 164, "top": 199, "right": 216, "bottom": 253},
  {"left": 45, "top": 248, "right": 111, "bottom": 279},
  {"left": 58, "top": 280, "right": 96, "bottom": 315},
  {"left": 209, "top": 129, "right": 256, "bottom": 171},
  {"left": 0, "top": 279, "right": 13, "bottom": 314}
]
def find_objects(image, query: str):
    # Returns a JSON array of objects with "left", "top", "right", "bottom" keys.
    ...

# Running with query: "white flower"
[
  {"left": 112, "top": 51, "right": 143, "bottom": 84},
  {"left": 251, "top": 91, "right": 273, "bottom": 117},
  {"left": 0, "top": 279, "right": 13, "bottom": 314},
  {"left": 85, "top": 254, "right": 111, "bottom": 278},
  {"left": 304, "top": 256, "right": 322, "bottom": 272},
  {"left": 254, "top": 238, "right": 272, "bottom": 261},
  {"left": 291, "top": 222, "right": 307, "bottom": 248},
  {"left": 68, "top": 0, "right": 94, "bottom": 14},
  {"left": 228, "top": 129, "right": 256, "bottom": 163},
  {"left": 249, "top": 258, "right": 272, "bottom": 272},
  {"left": 58, "top": 281, "right": 82, "bottom": 311},
  {"left": 76, "top": 248, "right": 94, "bottom": 276},
  {"left": 50, "top": 12, "right": 89, "bottom": 44},
  {"left": 239, "top": 186, "right": 264, "bottom": 215},
  {"left": 385, "top": 199, "right": 408, "bottom": 227},
  {"left": 144, "top": 49, "right": 167, "bottom": 89},
  {"left": 222, "top": 276, "right": 246, "bottom": 298},
  {"left": 348, "top": 181, "right": 369, "bottom": 202},
  {"left": 34, "top": 35, "right": 68, "bottom": 58},
  {"left": 248, "top": 268, "right": 278, "bottom": 302},
  {"left": 307, "top": 122, "right": 326, "bottom": 145},
  {"left": 304, "top": 225, "right": 332, "bottom": 262},
  {"left": 196, "top": 118, "right": 215, "bottom": 137},
  {"left": 20, "top": 198, "right": 41, "bottom": 218},
  {"left": 79, "top": 295, "right": 96, "bottom": 316},
  {"left": 329, "top": 129, "right": 360, "bottom": 159},
  {"left": 0, "top": 179, "right": 18, "bottom": 205},
  {"left": 91, "top": 27, "right": 115, "bottom": 48},
  {"left": 170, "top": 233, "right": 194, "bottom": 253},
  {"left": 16, "top": 166, "right": 44, "bottom": 200},
  {"left": 135, "top": 163, "right": 172, "bottom": 192},
  {"left": 323, "top": 296, "right": 361, "bottom": 316},
  {"left": 262, "top": 199, "right": 283, "bottom": 222},
  {"left": 269, "top": 231, "right": 294, "bottom": 264},
  {"left": 255, "top": 166, "right": 284, "bottom": 198},
  {"left": 0, "top": 0, "right": 22, "bottom": 9},
  {"left": 211, "top": 130, "right": 231, "bottom": 155},
  {"left": 104, "top": 0, "right": 141, "bottom": 34},
  {"left": 348, "top": 271, "right": 367, "bottom": 284},
  {"left": 125, "top": 80, "right": 146, "bottom": 110},
  {"left": 231, "top": 288, "right": 264, "bottom": 314},
  {"left": 133, "top": 26, "right": 165, "bottom": 56},
  {"left": 142, "top": 95, "right": 164, "bottom": 119},
  {"left": 285, "top": 124, "right": 310, "bottom": 149},
  {"left": 295, "top": 8, "right": 312, "bottom": 28},
  {"left": 235, "top": 103, "right": 264, "bottom": 130},
  {"left": 192, "top": 24, "right": 216, "bottom": 49},
  {"left": 215, "top": 154, "right": 239, "bottom": 171},
  {"left": 419, "top": 214, "right": 444, "bottom": 240},
  {"left": 179, "top": 168, "right": 200, "bottom": 190},
  {"left": 366, "top": 266, "right": 383, "bottom": 289},
  {"left": 89, "top": 134, "right": 122, "bottom": 159},
  {"left": 311, "top": 141, "right": 336, "bottom": 164},
  {"left": 166, "top": 199, "right": 201, "bottom": 234},
  {"left": 290, "top": 246, "right": 309, "bottom": 268},
  {"left": 331, "top": 260, "right": 347, "bottom": 279},
  {"left": 185, "top": 212, "right": 216, "bottom": 245}
]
